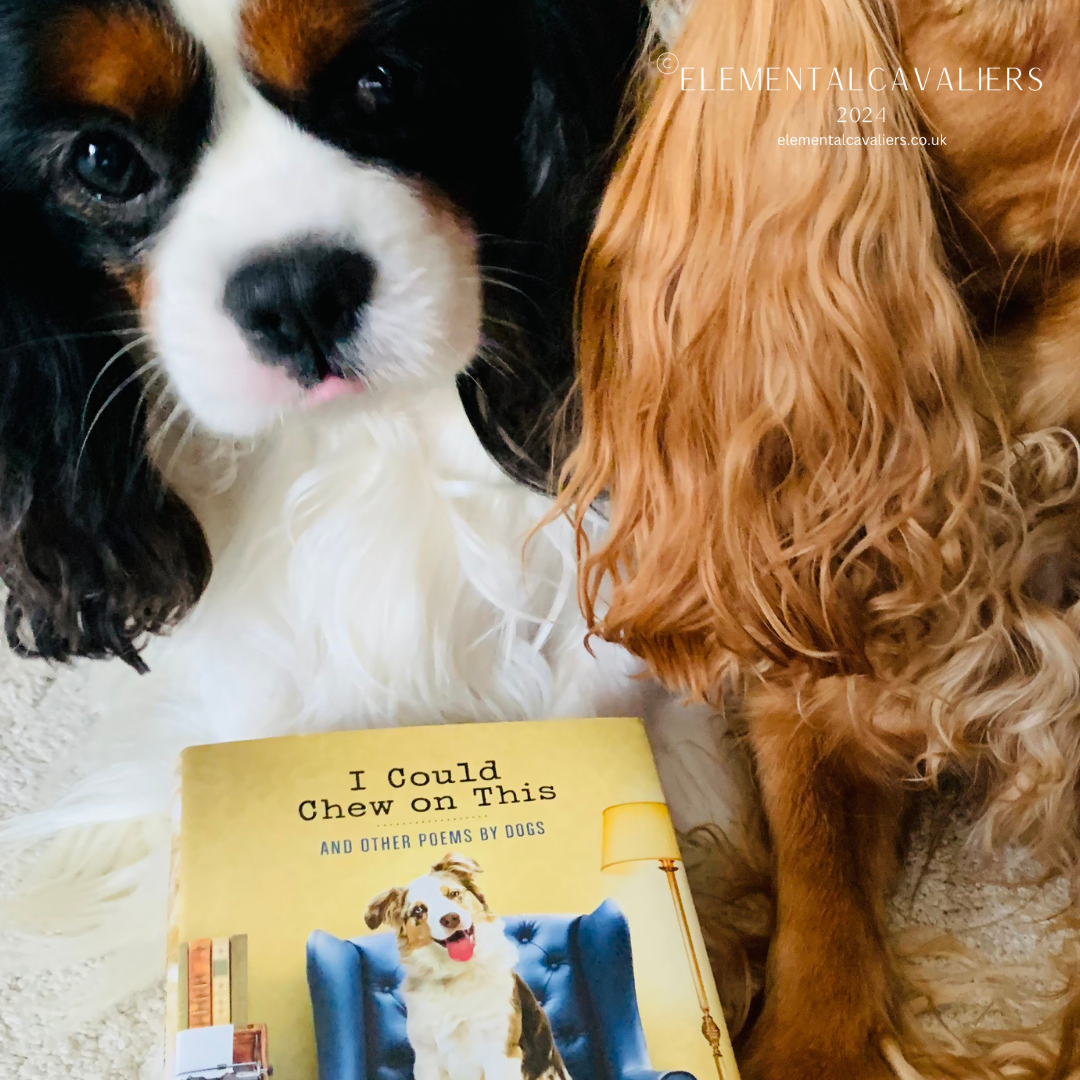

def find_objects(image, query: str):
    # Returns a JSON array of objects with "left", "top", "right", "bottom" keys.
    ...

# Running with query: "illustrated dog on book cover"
[
  {"left": 366, "top": 854, "right": 569, "bottom": 1080},
  {"left": 558, "top": 0, "right": 1080, "bottom": 1078},
  {"left": 0, "top": 0, "right": 749, "bottom": 1014}
]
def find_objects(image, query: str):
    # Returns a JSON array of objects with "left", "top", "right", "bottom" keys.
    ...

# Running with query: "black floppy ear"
[
  {"left": 0, "top": 196, "right": 210, "bottom": 670},
  {"left": 517, "top": 0, "right": 645, "bottom": 213},
  {"left": 457, "top": 0, "right": 646, "bottom": 492}
]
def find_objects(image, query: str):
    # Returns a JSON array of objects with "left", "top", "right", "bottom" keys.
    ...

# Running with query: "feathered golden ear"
[
  {"left": 364, "top": 886, "right": 408, "bottom": 930},
  {"left": 560, "top": 0, "right": 989, "bottom": 697}
]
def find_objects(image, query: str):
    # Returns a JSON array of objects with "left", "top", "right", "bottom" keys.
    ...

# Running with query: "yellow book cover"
[{"left": 166, "top": 716, "right": 739, "bottom": 1080}]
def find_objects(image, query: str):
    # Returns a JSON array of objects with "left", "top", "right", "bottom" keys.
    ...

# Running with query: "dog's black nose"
[
  {"left": 223, "top": 241, "right": 375, "bottom": 387},
  {"left": 440, "top": 913, "right": 461, "bottom": 931}
]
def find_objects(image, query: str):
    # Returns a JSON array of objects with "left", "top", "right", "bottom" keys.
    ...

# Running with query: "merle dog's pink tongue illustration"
[{"left": 445, "top": 930, "right": 475, "bottom": 962}]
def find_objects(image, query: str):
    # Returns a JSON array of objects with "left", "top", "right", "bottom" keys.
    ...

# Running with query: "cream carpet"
[
  {"left": 0, "top": 636, "right": 1073, "bottom": 1077},
  {"left": 0, "top": 648, "right": 163, "bottom": 1080}
]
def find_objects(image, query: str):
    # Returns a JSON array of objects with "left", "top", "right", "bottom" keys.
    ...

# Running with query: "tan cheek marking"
[
  {"left": 400, "top": 917, "right": 433, "bottom": 956},
  {"left": 406, "top": 178, "right": 475, "bottom": 233},
  {"left": 104, "top": 262, "right": 148, "bottom": 309},
  {"left": 40, "top": 6, "right": 198, "bottom": 124},
  {"left": 240, "top": 0, "right": 367, "bottom": 94}
]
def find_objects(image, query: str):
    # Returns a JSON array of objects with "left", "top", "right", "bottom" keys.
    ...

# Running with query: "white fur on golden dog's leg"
[{"left": 640, "top": 690, "right": 755, "bottom": 838}]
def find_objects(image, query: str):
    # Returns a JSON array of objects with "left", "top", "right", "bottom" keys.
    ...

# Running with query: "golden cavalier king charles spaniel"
[{"left": 559, "top": 1, "right": 1080, "bottom": 1077}]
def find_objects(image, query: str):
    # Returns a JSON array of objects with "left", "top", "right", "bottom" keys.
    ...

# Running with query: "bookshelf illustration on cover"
[
  {"left": 174, "top": 934, "right": 272, "bottom": 1079},
  {"left": 167, "top": 718, "right": 740, "bottom": 1080}
]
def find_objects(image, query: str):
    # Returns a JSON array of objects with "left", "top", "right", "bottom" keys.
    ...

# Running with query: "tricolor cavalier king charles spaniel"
[
  {"left": 0, "top": 0, "right": 745, "bottom": 1006},
  {"left": 0, "top": 0, "right": 640, "bottom": 663}
]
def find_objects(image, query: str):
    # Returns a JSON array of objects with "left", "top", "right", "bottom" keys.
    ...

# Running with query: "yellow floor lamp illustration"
[{"left": 601, "top": 802, "right": 741, "bottom": 1080}]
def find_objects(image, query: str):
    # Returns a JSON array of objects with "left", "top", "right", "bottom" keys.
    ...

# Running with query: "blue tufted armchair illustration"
[{"left": 306, "top": 898, "right": 697, "bottom": 1080}]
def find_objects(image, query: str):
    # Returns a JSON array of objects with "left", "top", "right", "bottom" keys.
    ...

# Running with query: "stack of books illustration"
[{"left": 175, "top": 934, "right": 272, "bottom": 1079}]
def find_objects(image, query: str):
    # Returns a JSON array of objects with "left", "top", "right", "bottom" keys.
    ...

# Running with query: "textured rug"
[
  {"left": 0, "top": 649, "right": 165, "bottom": 1080},
  {"left": 0, "top": 635, "right": 1075, "bottom": 1078}
]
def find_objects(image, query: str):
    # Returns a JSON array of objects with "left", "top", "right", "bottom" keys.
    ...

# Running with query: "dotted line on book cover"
[{"left": 375, "top": 816, "right": 494, "bottom": 825}]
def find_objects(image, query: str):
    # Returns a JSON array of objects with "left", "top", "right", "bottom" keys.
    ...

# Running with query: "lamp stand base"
[{"left": 659, "top": 859, "right": 739, "bottom": 1080}]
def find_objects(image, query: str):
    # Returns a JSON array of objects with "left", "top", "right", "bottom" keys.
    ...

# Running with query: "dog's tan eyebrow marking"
[
  {"left": 240, "top": 0, "right": 367, "bottom": 94},
  {"left": 39, "top": 6, "right": 199, "bottom": 124},
  {"left": 105, "top": 261, "right": 149, "bottom": 309}
]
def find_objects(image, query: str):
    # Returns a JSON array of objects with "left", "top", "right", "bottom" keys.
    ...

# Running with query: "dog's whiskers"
[
  {"left": 0, "top": 327, "right": 145, "bottom": 360},
  {"left": 129, "top": 367, "right": 169, "bottom": 449},
  {"left": 146, "top": 397, "right": 189, "bottom": 463},
  {"left": 163, "top": 414, "right": 199, "bottom": 485},
  {"left": 80, "top": 334, "right": 152, "bottom": 430},
  {"left": 74, "top": 354, "right": 156, "bottom": 480}
]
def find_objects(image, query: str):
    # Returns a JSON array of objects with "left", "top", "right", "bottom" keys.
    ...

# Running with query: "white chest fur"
[
  {"left": 403, "top": 926, "right": 523, "bottom": 1080},
  {"left": 0, "top": 383, "right": 748, "bottom": 1012},
  {"left": 108, "top": 380, "right": 648, "bottom": 744}
]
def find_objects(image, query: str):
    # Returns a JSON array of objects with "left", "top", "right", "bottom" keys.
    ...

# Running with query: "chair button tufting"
[
  {"left": 516, "top": 927, "right": 534, "bottom": 943},
  {"left": 388, "top": 1044, "right": 412, "bottom": 1067},
  {"left": 381, "top": 981, "right": 396, "bottom": 994},
  {"left": 544, "top": 955, "right": 563, "bottom": 969}
]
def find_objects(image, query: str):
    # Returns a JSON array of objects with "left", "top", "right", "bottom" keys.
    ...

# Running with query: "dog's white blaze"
[
  {"left": 169, "top": 0, "right": 244, "bottom": 74},
  {"left": 406, "top": 876, "right": 474, "bottom": 942},
  {"left": 148, "top": 88, "right": 480, "bottom": 436}
]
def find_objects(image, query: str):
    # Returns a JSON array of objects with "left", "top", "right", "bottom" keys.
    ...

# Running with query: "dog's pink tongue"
[{"left": 446, "top": 933, "right": 474, "bottom": 962}]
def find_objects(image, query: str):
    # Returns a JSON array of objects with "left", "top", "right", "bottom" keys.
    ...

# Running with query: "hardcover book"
[{"left": 166, "top": 717, "right": 740, "bottom": 1080}]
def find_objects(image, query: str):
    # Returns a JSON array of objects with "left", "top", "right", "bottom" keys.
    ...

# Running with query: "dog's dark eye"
[
  {"left": 410, "top": 904, "right": 426, "bottom": 921},
  {"left": 356, "top": 66, "right": 394, "bottom": 115},
  {"left": 70, "top": 133, "right": 153, "bottom": 201}
]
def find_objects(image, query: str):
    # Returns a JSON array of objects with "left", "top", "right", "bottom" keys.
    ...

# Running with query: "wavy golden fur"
[{"left": 559, "top": 0, "right": 1080, "bottom": 1076}]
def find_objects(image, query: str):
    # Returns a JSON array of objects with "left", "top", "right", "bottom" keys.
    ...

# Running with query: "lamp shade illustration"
[{"left": 601, "top": 802, "right": 741, "bottom": 1080}]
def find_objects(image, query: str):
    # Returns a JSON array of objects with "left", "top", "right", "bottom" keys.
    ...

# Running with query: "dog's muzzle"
[{"left": 223, "top": 240, "right": 375, "bottom": 388}]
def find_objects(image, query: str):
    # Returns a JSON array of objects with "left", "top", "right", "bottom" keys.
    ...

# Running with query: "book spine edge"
[
  {"left": 211, "top": 937, "right": 231, "bottom": 1025},
  {"left": 188, "top": 939, "right": 213, "bottom": 1029},
  {"left": 230, "top": 934, "right": 249, "bottom": 1029}
]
